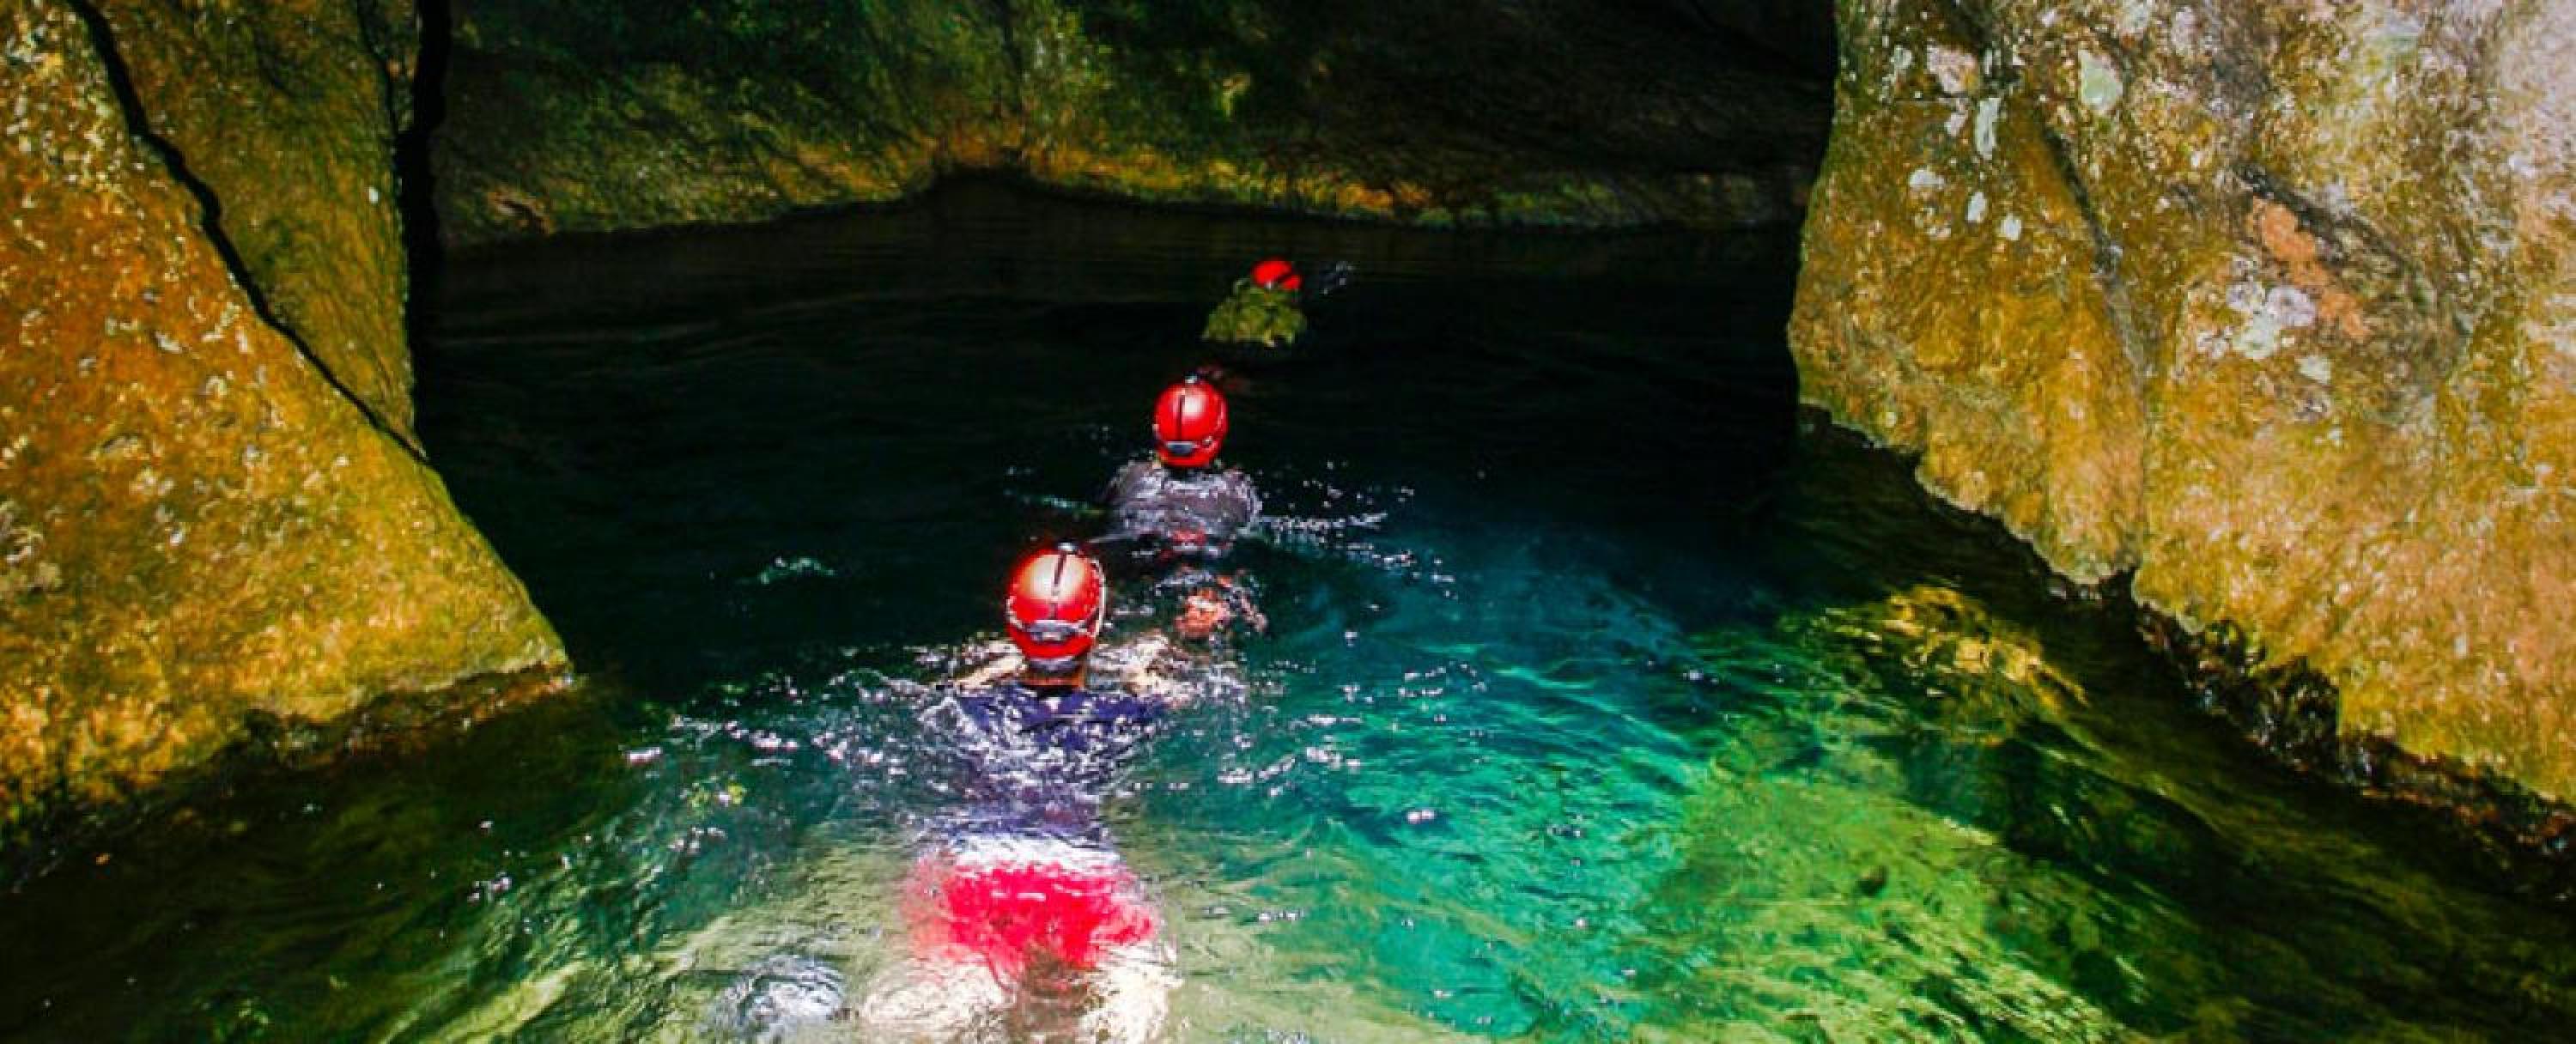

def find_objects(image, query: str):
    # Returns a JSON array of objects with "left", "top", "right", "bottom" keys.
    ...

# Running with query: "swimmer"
[
  {"left": 1200, "top": 257, "right": 1353, "bottom": 350},
  {"left": 860, "top": 835, "right": 1175, "bottom": 1042},
  {"left": 1102, "top": 375, "right": 1262, "bottom": 564},
  {"left": 1202, "top": 256, "right": 1309, "bottom": 348},
  {"left": 858, "top": 545, "right": 1182, "bottom": 1041}
]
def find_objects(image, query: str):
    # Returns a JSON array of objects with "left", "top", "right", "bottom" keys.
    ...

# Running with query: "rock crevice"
[{"left": 58, "top": 0, "right": 426, "bottom": 461}]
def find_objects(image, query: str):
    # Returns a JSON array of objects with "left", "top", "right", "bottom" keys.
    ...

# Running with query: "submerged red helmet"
[
  {"left": 1005, "top": 543, "right": 1107, "bottom": 673},
  {"left": 1250, "top": 257, "right": 1302, "bottom": 292},
  {"left": 1151, "top": 375, "right": 1229, "bottom": 469}
]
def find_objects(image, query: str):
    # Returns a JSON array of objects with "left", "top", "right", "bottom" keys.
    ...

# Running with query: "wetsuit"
[
  {"left": 948, "top": 682, "right": 1166, "bottom": 763},
  {"left": 905, "top": 681, "right": 1172, "bottom": 981},
  {"left": 930, "top": 680, "right": 1169, "bottom": 833},
  {"left": 1102, "top": 460, "right": 1261, "bottom": 560}
]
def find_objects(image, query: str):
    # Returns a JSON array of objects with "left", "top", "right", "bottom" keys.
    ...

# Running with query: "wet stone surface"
[
  {"left": 1792, "top": 0, "right": 2576, "bottom": 801},
  {"left": 0, "top": 0, "right": 560, "bottom": 848}
]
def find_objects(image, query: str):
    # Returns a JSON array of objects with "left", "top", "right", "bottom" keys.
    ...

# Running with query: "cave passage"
[{"left": 3, "top": 181, "right": 2573, "bottom": 1040}]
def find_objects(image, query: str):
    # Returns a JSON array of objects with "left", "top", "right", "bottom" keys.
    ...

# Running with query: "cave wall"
[
  {"left": 431, "top": 0, "right": 1836, "bottom": 246},
  {"left": 1, "top": 0, "right": 562, "bottom": 841},
  {"left": 1792, "top": 0, "right": 2576, "bottom": 797},
  {"left": 88, "top": 0, "right": 424, "bottom": 434}
]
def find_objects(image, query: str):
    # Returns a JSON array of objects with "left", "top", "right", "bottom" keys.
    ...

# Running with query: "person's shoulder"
[
  {"left": 1103, "top": 459, "right": 1153, "bottom": 506},
  {"left": 1108, "top": 458, "right": 1157, "bottom": 491},
  {"left": 938, "top": 681, "right": 1000, "bottom": 705},
  {"left": 1079, "top": 686, "right": 1168, "bottom": 718}
]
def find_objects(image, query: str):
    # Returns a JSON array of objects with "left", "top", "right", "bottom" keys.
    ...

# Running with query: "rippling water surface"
[{"left": 5, "top": 180, "right": 2573, "bottom": 1041}]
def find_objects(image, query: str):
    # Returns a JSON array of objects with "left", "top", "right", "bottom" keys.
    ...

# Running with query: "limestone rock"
[
  {"left": 0, "top": 0, "right": 563, "bottom": 840},
  {"left": 432, "top": 0, "right": 1834, "bottom": 245},
  {"left": 1793, "top": 0, "right": 2576, "bottom": 798},
  {"left": 88, "top": 0, "right": 424, "bottom": 434},
  {"left": 434, "top": 0, "right": 994, "bottom": 245}
]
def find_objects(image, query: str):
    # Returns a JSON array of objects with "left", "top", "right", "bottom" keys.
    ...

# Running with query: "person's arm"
[
  {"left": 1223, "top": 575, "right": 1268, "bottom": 635},
  {"left": 1101, "top": 460, "right": 1145, "bottom": 508},
  {"left": 1115, "top": 633, "right": 1195, "bottom": 707},
  {"left": 951, "top": 639, "right": 1023, "bottom": 689}
]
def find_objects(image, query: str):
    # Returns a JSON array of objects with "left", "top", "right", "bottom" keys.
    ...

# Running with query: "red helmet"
[
  {"left": 1250, "top": 258, "right": 1303, "bottom": 292},
  {"left": 1005, "top": 543, "right": 1107, "bottom": 672},
  {"left": 1152, "top": 375, "right": 1229, "bottom": 468}
]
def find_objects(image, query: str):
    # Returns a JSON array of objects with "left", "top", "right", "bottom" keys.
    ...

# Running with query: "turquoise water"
[{"left": 3, "top": 181, "right": 2572, "bottom": 1041}]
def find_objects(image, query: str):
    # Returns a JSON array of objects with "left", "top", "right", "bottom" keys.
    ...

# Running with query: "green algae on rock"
[
  {"left": 1792, "top": 0, "right": 2576, "bottom": 800},
  {"left": 0, "top": 0, "right": 563, "bottom": 844},
  {"left": 432, "top": 0, "right": 1833, "bottom": 246},
  {"left": 1200, "top": 279, "right": 1307, "bottom": 349}
]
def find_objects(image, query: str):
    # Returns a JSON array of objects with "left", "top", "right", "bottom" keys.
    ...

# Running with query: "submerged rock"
[
  {"left": 0, "top": 1, "right": 562, "bottom": 845},
  {"left": 1793, "top": 1, "right": 2576, "bottom": 799},
  {"left": 431, "top": 0, "right": 1835, "bottom": 245}
]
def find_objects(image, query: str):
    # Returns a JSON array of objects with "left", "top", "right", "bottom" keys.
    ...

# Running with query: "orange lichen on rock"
[{"left": 2249, "top": 201, "right": 2369, "bottom": 340}]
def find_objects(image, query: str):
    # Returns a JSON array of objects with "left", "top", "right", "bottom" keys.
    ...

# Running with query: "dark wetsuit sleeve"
[
  {"left": 1194, "top": 470, "right": 1257, "bottom": 537},
  {"left": 1101, "top": 460, "right": 1147, "bottom": 508},
  {"left": 1074, "top": 689, "right": 1167, "bottom": 726},
  {"left": 1097, "top": 461, "right": 1128, "bottom": 505}
]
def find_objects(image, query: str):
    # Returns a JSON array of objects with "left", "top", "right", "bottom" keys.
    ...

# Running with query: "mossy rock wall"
[
  {"left": 1, "top": 0, "right": 563, "bottom": 841},
  {"left": 1792, "top": 0, "right": 2576, "bottom": 797},
  {"left": 432, "top": 0, "right": 1835, "bottom": 245}
]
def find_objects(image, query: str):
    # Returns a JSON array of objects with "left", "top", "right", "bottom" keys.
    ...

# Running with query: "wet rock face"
[
  {"left": 432, "top": 0, "right": 1835, "bottom": 245},
  {"left": 1793, "top": 0, "right": 2576, "bottom": 797},
  {"left": 1, "top": 1, "right": 562, "bottom": 840},
  {"left": 88, "top": 0, "right": 424, "bottom": 434}
]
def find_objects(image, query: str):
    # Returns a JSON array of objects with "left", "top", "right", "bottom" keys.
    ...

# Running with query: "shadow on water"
[{"left": 2, "top": 179, "right": 2572, "bottom": 1041}]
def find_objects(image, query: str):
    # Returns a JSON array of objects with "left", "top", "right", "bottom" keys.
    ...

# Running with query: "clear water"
[{"left": 4, "top": 179, "right": 2573, "bottom": 1041}]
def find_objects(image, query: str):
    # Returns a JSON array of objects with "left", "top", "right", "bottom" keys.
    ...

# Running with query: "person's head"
[
  {"left": 1250, "top": 257, "right": 1302, "bottom": 293},
  {"left": 1151, "top": 375, "right": 1230, "bottom": 470},
  {"left": 1005, "top": 543, "right": 1107, "bottom": 685}
]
